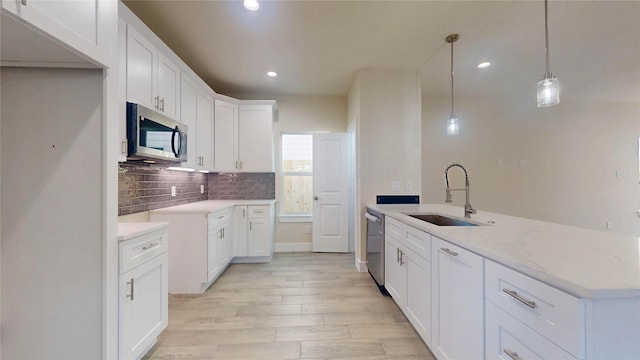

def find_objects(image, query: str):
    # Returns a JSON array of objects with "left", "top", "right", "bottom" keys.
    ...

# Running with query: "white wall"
[
  {"left": 350, "top": 69, "right": 422, "bottom": 267},
  {"left": 239, "top": 95, "right": 348, "bottom": 249},
  {"left": 1, "top": 68, "right": 104, "bottom": 359},
  {"left": 422, "top": 95, "right": 640, "bottom": 236}
]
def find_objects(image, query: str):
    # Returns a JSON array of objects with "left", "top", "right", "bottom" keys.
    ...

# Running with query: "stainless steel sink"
[{"left": 406, "top": 214, "right": 479, "bottom": 226}]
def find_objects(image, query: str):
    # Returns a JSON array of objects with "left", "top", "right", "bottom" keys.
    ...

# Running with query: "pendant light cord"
[
  {"left": 450, "top": 37, "right": 454, "bottom": 117},
  {"left": 544, "top": 0, "right": 550, "bottom": 76}
]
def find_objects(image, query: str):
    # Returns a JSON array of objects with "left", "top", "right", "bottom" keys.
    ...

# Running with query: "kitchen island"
[{"left": 368, "top": 203, "right": 640, "bottom": 360}]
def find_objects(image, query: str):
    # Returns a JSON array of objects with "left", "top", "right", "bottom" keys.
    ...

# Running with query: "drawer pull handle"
[
  {"left": 440, "top": 247, "right": 458, "bottom": 256},
  {"left": 142, "top": 242, "right": 159, "bottom": 251},
  {"left": 218, "top": 215, "right": 225, "bottom": 219},
  {"left": 503, "top": 349, "right": 522, "bottom": 360},
  {"left": 502, "top": 288, "right": 536, "bottom": 309},
  {"left": 126, "top": 279, "right": 134, "bottom": 301}
]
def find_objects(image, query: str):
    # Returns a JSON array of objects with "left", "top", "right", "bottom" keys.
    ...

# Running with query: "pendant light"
[
  {"left": 537, "top": 0, "right": 559, "bottom": 107},
  {"left": 446, "top": 34, "right": 460, "bottom": 136}
]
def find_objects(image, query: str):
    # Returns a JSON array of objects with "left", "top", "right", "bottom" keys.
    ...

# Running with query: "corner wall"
[
  {"left": 422, "top": 95, "right": 640, "bottom": 236},
  {"left": 350, "top": 69, "right": 422, "bottom": 267}
]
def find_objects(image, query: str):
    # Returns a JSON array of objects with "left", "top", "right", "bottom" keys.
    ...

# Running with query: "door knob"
[{"left": 313, "top": 196, "right": 319, "bottom": 200}]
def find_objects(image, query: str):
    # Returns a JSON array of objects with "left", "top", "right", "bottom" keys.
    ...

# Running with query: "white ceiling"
[{"left": 123, "top": 0, "right": 640, "bottom": 102}]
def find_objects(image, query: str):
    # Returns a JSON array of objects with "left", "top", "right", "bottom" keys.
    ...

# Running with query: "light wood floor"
[{"left": 143, "top": 252, "right": 436, "bottom": 360}]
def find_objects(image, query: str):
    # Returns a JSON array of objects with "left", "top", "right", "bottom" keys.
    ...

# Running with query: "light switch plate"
[
  {"left": 171, "top": 186, "right": 176, "bottom": 197},
  {"left": 200, "top": 185, "right": 205, "bottom": 194}
]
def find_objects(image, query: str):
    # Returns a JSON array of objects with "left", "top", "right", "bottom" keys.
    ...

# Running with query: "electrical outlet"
[
  {"left": 519, "top": 160, "right": 526, "bottom": 167},
  {"left": 606, "top": 221, "right": 613, "bottom": 230},
  {"left": 305, "top": 225, "right": 311, "bottom": 234},
  {"left": 497, "top": 159, "right": 504, "bottom": 167},
  {"left": 406, "top": 182, "right": 413, "bottom": 191},
  {"left": 392, "top": 181, "right": 401, "bottom": 191},
  {"left": 200, "top": 184, "right": 205, "bottom": 194},
  {"left": 171, "top": 186, "right": 176, "bottom": 197},
  {"left": 616, "top": 170, "right": 625, "bottom": 178}
]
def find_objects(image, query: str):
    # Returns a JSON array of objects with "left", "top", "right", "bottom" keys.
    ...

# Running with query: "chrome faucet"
[{"left": 445, "top": 163, "right": 477, "bottom": 218}]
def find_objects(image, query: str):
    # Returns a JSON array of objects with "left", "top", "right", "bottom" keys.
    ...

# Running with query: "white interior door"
[{"left": 312, "top": 133, "right": 349, "bottom": 253}]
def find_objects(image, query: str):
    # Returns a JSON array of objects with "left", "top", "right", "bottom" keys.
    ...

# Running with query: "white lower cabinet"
[
  {"left": 119, "top": 227, "right": 168, "bottom": 360},
  {"left": 150, "top": 208, "right": 231, "bottom": 294},
  {"left": 431, "top": 237, "right": 484, "bottom": 360},
  {"left": 232, "top": 204, "right": 275, "bottom": 261},
  {"left": 486, "top": 301, "right": 577, "bottom": 360},
  {"left": 385, "top": 218, "right": 432, "bottom": 346}
]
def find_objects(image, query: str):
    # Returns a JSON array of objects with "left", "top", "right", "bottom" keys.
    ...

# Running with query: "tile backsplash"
[
  {"left": 208, "top": 173, "right": 275, "bottom": 200},
  {"left": 118, "top": 164, "right": 208, "bottom": 216},
  {"left": 118, "top": 164, "right": 275, "bottom": 215}
]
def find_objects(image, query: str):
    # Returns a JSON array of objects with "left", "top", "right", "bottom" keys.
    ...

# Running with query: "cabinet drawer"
[
  {"left": 485, "top": 260, "right": 585, "bottom": 359},
  {"left": 120, "top": 228, "right": 168, "bottom": 273},
  {"left": 208, "top": 208, "right": 230, "bottom": 228},
  {"left": 385, "top": 216, "right": 403, "bottom": 240},
  {"left": 486, "top": 301, "right": 578, "bottom": 360},
  {"left": 248, "top": 206, "right": 269, "bottom": 217},
  {"left": 403, "top": 225, "right": 431, "bottom": 260}
]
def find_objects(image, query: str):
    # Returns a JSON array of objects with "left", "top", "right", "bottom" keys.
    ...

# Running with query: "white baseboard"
[
  {"left": 355, "top": 257, "right": 368, "bottom": 272},
  {"left": 274, "top": 242, "right": 313, "bottom": 252}
]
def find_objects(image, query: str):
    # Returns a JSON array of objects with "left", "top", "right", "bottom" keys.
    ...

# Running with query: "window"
[{"left": 281, "top": 134, "right": 313, "bottom": 217}]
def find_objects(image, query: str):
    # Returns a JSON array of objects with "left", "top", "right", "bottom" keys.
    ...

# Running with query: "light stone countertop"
[
  {"left": 149, "top": 199, "right": 277, "bottom": 214},
  {"left": 117, "top": 222, "right": 168, "bottom": 242},
  {"left": 368, "top": 204, "right": 640, "bottom": 300}
]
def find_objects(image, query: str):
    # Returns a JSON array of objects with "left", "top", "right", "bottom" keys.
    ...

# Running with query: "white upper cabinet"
[
  {"left": 214, "top": 99, "right": 239, "bottom": 172},
  {"left": 214, "top": 101, "right": 274, "bottom": 173},
  {"left": 180, "top": 74, "right": 198, "bottom": 169},
  {"left": 1, "top": 0, "right": 115, "bottom": 67},
  {"left": 238, "top": 105, "right": 274, "bottom": 172},
  {"left": 196, "top": 90, "right": 214, "bottom": 170},
  {"left": 125, "top": 24, "right": 180, "bottom": 120}
]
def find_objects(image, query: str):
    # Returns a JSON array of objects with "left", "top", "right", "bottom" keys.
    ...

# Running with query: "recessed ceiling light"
[
  {"left": 477, "top": 62, "right": 491, "bottom": 69},
  {"left": 243, "top": 0, "right": 259, "bottom": 11},
  {"left": 267, "top": 71, "right": 278, "bottom": 77}
]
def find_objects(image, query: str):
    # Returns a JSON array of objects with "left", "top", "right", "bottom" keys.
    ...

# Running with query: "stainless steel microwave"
[{"left": 126, "top": 102, "right": 187, "bottom": 164}]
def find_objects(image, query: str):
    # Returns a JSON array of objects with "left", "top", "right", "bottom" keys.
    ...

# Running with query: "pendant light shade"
[
  {"left": 446, "top": 34, "right": 460, "bottom": 136},
  {"left": 537, "top": 0, "right": 559, "bottom": 107}
]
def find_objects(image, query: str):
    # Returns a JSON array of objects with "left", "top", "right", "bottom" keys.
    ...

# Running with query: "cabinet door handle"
[
  {"left": 503, "top": 349, "right": 522, "bottom": 360},
  {"left": 440, "top": 247, "right": 458, "bottom": 257},
  {"left": 242, "top": 208, "right": 246, "bottom": 217},
  {"left": 142, "top": 242, "right": 159, "bottom": 251},
  {"left": 160, "top": 98, "right": 165, "bottom": 112},
  {"left": 21, "top": 0, "right": 26, "bottom": 5},
  {"left": 249, "top": 221, "right": 252, "bottom": 231},
  {"left": 235, "top": 160, "right": 238, "bottom": 169},
  {"left": 239, "top": 160, "right": 243, "bottom": 169},
  {"left": 126, "top": 279, "right": 134, "bottom": 301},
  {"left": 396, "top": 248, "right": 400, "bottom": 263},
  {"left": 399, "top": 250, "right": 405, "bottom": 266},
  {"left": 154, "top": 96, "right": 160, "bottom": 110},
  {"left": 502, "top": 288, "right": 537, "bottom": 309}
]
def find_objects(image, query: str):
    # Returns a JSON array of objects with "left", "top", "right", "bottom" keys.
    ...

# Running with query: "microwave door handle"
[{"left": 171, "top": 126, "right": 181, "bottom": 158}]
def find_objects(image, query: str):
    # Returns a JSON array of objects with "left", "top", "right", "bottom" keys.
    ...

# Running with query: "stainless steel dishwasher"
[{"left": 366, "top": 195, "right": 419, "bottom": 294}]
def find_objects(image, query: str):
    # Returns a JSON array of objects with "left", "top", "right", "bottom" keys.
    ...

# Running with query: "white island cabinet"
[
  {"left": 117, "top": 222, "right": 169, "bottom": 360},
  {"left": 431, "top": 237, "right": 484, "bottom": 360},
  {"left": 385, "top": 216, "right": 433, "bottom": 345},
  {"left": 373, "top": 204, "right": 640, "bottom": 360}
]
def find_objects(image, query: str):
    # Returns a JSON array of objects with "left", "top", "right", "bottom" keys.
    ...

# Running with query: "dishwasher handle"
[{"left": 365, "top": 212, "right": 382, "bottom": 223}]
